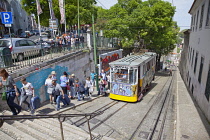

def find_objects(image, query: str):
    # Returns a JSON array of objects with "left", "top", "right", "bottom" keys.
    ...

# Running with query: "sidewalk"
[
  {"left": 176, "top": 69, "right": 210, "bottom": 140},
  {"left": 35, "top": 89, "right": 102, "bottom": 115}
]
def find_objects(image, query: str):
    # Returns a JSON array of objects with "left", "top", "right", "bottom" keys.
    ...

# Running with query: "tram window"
[
  {"left": 113, "top": 69, "right": 128, "bottom": 83},
  {"left": 130, "top": 69, "right": 137, "bottom": 84}
]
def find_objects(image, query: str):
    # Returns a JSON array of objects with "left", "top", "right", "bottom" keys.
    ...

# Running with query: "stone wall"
[{"left": 0, "top": 49, "right": 115, "bottom": 111}]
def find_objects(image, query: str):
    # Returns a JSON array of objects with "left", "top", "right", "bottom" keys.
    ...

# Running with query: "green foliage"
[
  {"left": 21, "top": 0, "right": 96, "bottom": 28},
  {"left": 96, "top": 0, "right": 179, "bottom": 56},
  {"left": 177, "top": 47, "right": 181, "bottom": 53},
  {"left": 178, "top": 29, "right": 188, "bottom": 38}
]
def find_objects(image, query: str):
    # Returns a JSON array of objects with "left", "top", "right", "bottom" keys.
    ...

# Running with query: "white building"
[{"left": 184, "top": 0, "right": 210, "bottom": 121}]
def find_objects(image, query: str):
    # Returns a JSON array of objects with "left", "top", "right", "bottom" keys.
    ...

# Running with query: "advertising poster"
[{"left": 99, "top": 49, "right": 123, "bottom": 73}]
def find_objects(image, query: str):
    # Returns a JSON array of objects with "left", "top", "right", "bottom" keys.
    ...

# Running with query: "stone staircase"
[{"left": 0, "top": 111, "right": 115, "bottom": 140}]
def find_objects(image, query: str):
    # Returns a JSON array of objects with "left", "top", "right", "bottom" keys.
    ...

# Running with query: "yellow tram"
[{"left": 109, "top": 52, "right": 156, "bottom": 102}]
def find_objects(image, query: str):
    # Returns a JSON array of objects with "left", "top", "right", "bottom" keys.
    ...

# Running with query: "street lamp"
[
  {"left": 77, "top": 0, "right": 80, "bottom": 37},
  {"left": 92, "top": 10, "right": 99, "bottom": 92}
]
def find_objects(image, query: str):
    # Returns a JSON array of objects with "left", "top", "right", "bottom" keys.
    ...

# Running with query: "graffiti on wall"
[
  {"left": 111, "top": 82, "right": 132, "bottom": 96},
  {"left": 99, "top": 49, "right": 123, "bottom": 73},
  {"left": 16, "top": 65, "right": 69, "bottom": 101}
]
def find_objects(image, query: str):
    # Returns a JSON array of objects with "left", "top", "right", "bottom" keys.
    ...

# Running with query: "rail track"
[{"left": 129, "top": 72, "right": 174, "bottom": 140}]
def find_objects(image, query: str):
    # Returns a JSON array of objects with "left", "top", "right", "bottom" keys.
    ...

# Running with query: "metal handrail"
[{"left": 0, "top": 111, "right": 103, "bottom": 140}]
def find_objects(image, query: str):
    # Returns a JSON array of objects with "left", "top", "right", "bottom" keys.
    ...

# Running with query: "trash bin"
[{"left": 0, "top": 47, "right": 13, "bottom": 68}]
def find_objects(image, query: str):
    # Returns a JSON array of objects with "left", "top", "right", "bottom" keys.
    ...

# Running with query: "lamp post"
[
  {"left": 77, "top": 0, "right": 80, "bottom": 37},
  {"left": 92, "top": 13, "right": 99, "bottom": 91}
]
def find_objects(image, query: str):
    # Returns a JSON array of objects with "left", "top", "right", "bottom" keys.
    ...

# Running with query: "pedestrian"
[
  {"left": 51, "top": 71, "right": 56, "bottom": 80},
  {"left": 100, "top": 69, "right": 107, "bottom": 81},
  {"left": 51, "top": 80, "right": 69, "bottom": 111},
  {"left": 0, "top": 69, "right": 22, "bottom": 115},
  {"left": 106, "top": 73, "right": 111, "bottom": 90},
  {"left": 169, "top": 69, "right": 172, "bottom": 76},
  {"left": 98, "top": 75, "right": 107, "bottom": 96},
  {"left": 90, "top": 70, "right": 96, "bottom": 87},
  {"left": 74, "top": 78, "right": 85, "bottom": 101},
  {"left": 60, "top": 72, "right": 69, "bottom": 95},
  {"left": 19, "top": 77, "right": 34, "bottom": 113},
  {"left": 45, "top": 75, "right": 54, "bottom": 104},
  {"left": 75, "top": 34, "right": 79, "bottom": 49},
  {"left": 69, "top": 74, "right": 76, "bottom": 99},
  {"left": 80, "top": 34, "right": 84, "bottom": 48},
  {"left": 85, "top": 77, "right": 92, "bottom": 97}
]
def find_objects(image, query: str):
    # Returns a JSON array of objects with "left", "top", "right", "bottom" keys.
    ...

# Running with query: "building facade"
[
  {"left": 0, "top": 0, "right": 32, "bottom": 36},
  {"left": 181, "top": 0, "right": 210, "bottom": 121}
]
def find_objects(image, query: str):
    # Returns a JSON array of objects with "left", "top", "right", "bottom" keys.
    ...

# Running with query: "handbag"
[{"left": 67, "top": 85, "right": 70, "bottom": 90}]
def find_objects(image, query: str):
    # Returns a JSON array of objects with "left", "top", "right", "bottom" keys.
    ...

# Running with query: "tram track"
[
  {"left": 70, "top": 101, "right": 118, "bottom": 127},
  {"left": 149, "top": 74, "right": 174, "bottom": 140},
  {"left": 128, "top": 74, "right": 173, "bottom": 140}
]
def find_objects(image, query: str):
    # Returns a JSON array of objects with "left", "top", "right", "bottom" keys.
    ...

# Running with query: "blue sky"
[{"left": 96, "top": 0, "right": 194, "bottom": 31}]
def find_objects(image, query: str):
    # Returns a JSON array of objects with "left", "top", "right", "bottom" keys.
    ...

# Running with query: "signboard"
[
  {"left": 1, "top": 12, "right": 13, "bottom": 24},
  {"left": 5, "top": 24, "right": 11, "bottom": 27},
  {"left": 49, "top": 19, "right": 58, "bottom": 30},
  {"left": 99, "top": 49, "right": 123, "bottom": 73}
]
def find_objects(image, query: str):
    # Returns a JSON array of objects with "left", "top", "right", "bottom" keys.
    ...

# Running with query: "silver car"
[{"left": 0, "top": 38, "right": 41, "bottom": 61}]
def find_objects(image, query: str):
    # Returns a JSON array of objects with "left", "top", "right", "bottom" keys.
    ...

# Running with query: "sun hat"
[
  {"left": 71, "top": 74, "right": 75, "bottom": 76},
  {"left": 51, "top": 71, "right": 56, "bottom": 75}
]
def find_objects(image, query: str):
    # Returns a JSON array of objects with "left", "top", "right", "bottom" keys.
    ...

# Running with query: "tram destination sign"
[{"left": 111, "top": 66, "right": 130, "bottom": 69}]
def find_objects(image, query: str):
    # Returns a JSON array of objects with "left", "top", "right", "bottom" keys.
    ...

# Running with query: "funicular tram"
[{"left": 109, "top": 52, "right": 157, "bottom": 102}]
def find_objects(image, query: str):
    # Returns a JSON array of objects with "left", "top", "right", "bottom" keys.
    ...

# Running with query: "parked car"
[
  {"left": 20, "top": 32, "right": 29, "bottom": 38},
  {"left": 25, "top": 31, "right": 33, "bottom": 37},
  {"left": 0, "top": 38, "right": 42, "bottom": 61}
]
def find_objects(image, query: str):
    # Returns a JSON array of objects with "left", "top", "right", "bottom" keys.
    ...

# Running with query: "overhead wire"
[{"left": 96, "top": 0, "right": 108, "bottom": 9}]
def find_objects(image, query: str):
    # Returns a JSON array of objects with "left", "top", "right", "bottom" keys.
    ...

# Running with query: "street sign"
[
  {"left": 0, "top": 12, "right": 13, "bottom": 24},
  {"left": 5, "top": 24, "right": 11, "bottom": 27}
]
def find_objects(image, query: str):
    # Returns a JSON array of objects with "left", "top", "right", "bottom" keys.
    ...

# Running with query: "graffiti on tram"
[{"left": 112, "top": 83, "right": 132, "bottom": 96}]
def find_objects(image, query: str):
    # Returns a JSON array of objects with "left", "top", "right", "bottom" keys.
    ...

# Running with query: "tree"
[
  {"left": 21, "top": 0, "right": 96, "bottom": 30},
  {"left": 96, "top": 0, "right": 179, "bottom": 70}
]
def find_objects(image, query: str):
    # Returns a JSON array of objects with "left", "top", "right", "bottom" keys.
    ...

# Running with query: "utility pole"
[
  {"left": 92, "top": 13, "right": 99, "bottom": 91},
  {"left": 77, "top": 0, "right": 80, "bottom": 37}
]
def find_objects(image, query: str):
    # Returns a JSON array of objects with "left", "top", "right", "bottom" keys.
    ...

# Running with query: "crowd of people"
[{"left": 0, "top": 68, "right": 110, "bottom": 115}]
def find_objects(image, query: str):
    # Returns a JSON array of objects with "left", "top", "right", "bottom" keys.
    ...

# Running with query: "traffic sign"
[
  {"left": 0, "top": 12, "right": 13, "bottom": 24},
  {"left": 5, "top": 24, "right": 11, "bottom": 27}
]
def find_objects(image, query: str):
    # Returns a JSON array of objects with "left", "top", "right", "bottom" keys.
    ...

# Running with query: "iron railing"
[
  {"left": 0, "top": 39, "right": 117, "bottom": 72},
  {"left": 0, "top": 111, "right": 103, "bottom": 140}
]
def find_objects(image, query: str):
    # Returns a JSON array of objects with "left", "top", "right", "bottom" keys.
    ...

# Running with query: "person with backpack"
[
  {"left": 19, "top": 77, "right": 34, "bottom": 113},
  {"left": 52, "top": 80, "right": 70, "bottom": 111},
  {"left": 74, "top": 78, "right": 85, "bottom": 101},
  {"left": 0, "top": 69, "right": 22, "bottom": 115}
]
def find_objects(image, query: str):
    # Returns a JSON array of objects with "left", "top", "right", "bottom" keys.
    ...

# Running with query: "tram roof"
[{"left": 109, "top": 52, "right": 156, "bottom": 67}]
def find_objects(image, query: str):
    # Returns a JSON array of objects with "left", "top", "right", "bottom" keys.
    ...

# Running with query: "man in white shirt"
[{"left": 19, "top": 77, "right": 34, "bottom": 112}]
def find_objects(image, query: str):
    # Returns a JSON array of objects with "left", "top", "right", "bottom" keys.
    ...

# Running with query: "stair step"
[
  {"left": 12, "top": 120, "right": 55, "bottom": 140},
  {"left": 0, "top": 122, "right": 36, "bottom": 140},
  {"left": 32, "top": 119, "right": 87, "bottom": 140},
  {"left": 0, "top": 130, "right": 14, "bottom": 140},
  {"left": 41, "top": 118, "right": 92, "bottom": 136},
  {"left": 23, "top": 120, "right": 60, "bottom": 139},
  {"left": 101, "top": 136, "right": 116, "bottom": 140}
]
